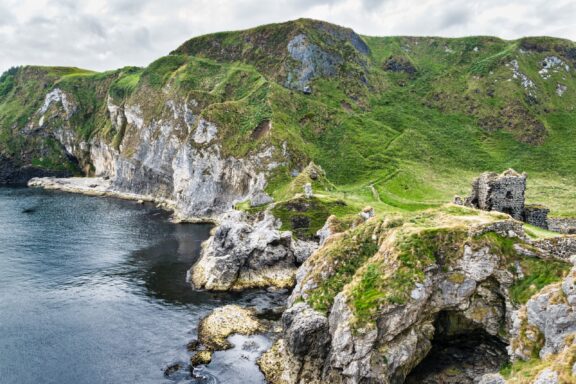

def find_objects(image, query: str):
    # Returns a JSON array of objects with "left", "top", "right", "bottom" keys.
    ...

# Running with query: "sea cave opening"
[{"left": 405, "top": 311, "right": 509, "bottom": 384}]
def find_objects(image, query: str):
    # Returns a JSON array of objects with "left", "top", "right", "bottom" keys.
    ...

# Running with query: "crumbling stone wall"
[
  {"left": 548, "top": 218, "right": 576, "bottom": 234},
  {"left": 465, "top": 169, "right": 527, "bottom": 221},
  {"left": 524, "top": 204, "right": 550, "bottom": 230}
]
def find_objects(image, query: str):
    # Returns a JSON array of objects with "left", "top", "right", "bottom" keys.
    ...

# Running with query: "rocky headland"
[{"left": 2, "top": 18, "right": 576, "bottom": 384}]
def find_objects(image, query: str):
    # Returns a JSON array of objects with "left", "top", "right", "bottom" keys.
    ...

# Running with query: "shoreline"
[{"left": 27, "top": 176, "right": 218, "bottom": 224}]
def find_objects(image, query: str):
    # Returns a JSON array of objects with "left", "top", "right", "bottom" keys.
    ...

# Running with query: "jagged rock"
[
  {"left": 190, "top": 210, "right": 317, "bottom": 290},
  {"left": 283, "top": 303, "right": 330, "bottom": 358},
  {"left": 28, "top": 90, "right": 278, "bottom": 221},
  {"left": 316, "top": 215, "right": 338, "bottom": 246},
  {"left": 512, "top": 264, "right": 576, "bottom": 359},
  {"left": 259, "top": 303, "right": 330, "bottom": 384},
  {"left": 264, "top": 211, "right": 576, "bottom": 384},
  {"left": 359, "top": 206, "right": 375, "bottom": 220},
  {"left": 250, "top": 191, "right": 274, "bottom": 207},
  {"left": 534, "top": 368, "right": 559, "bottom": 384}
]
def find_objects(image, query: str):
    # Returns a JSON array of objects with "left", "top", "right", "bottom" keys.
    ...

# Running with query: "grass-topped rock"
[{"left": 266, "top": 205, "right": 573, "bottom": 383}]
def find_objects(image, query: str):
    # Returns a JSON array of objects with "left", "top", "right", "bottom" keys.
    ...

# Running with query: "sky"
[{"left": 1, "top": 0, "right": 575, "bottom": 74}]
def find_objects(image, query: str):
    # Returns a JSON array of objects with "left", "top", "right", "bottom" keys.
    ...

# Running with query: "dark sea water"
[{"left": 0, "top": 187, "right": 279, "bottom": 384}]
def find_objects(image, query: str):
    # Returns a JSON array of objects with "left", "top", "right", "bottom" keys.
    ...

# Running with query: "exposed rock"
[
  {"left": 360, "top": 206, "right": 375, "bottom": 221},
  {"left": 190, "top": 210, "right": 317, "bottom": 290},
  {"left": 259, "top": 302, "right": 330, "bottom": 384},
  {"left": 316, "top": 215, "right": 339, "bottom": 246},
  {"left": 304, "top": 183, "right": 313, "bottom": 198},
  {"left": 263, "top": 209, "right": 576, "bottom": 384},
  {"left": 534, "top": 368, "right": 559, "bottom": 384},
  {"left": 28, "top": 91, "right": 277, "bottom": 222},
  {"left": 556, "top": 83, "right": 568, "bottom": 97},
  {"left": 190, "top": 351, "right": 212, "bottom": 366},
  {"left": 198, "top": 305, "right": 263, "bottom": 350},
  {"left": 512, "top": 266, "right": 576, "bottom": 358},
  {"left": 383, "top": 55, "right": 417, "bottom": 75},
  {"left": 476, "top": 373, "right": 506, "bottom": 384},
  {"left": 285, "top": 34, "right": 343, "bottom": 92},
  {"left": 250, "top": 191, "right": 274, "bottom": 207}
]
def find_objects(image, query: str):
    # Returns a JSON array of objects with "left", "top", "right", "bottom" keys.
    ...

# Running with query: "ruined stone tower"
[{"left": 464, "top": 169, "right": 527, "bottom": 220}]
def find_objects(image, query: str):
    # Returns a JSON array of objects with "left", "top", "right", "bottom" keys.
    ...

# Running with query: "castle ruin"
[{"left": 459, "top": 169, "right": 550, "bottom": 229}]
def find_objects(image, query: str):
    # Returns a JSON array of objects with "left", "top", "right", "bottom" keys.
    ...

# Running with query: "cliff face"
[{"left": 258, "top": 207, "right": 574, "bottom": 383}]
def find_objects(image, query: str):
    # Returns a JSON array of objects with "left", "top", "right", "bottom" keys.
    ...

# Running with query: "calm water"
[{"left": 0, "top": 187, "right": 280, "bottom": 384}]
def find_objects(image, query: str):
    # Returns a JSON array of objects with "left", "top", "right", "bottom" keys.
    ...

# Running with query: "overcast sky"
[{"left": 1, "top": 0, "right": 575, "bottom": 74}]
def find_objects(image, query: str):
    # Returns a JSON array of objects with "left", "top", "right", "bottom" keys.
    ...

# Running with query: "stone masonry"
[
  {"left": 461, "top": 169, "right": 551, "bottom": 230},
  {"left": 464, "top": 169, "right": 527, "bottom": 221}
]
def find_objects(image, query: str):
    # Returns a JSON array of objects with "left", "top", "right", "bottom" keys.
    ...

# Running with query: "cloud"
[{"left": 0, "top": 0, "right": 575, "bottom": 75}]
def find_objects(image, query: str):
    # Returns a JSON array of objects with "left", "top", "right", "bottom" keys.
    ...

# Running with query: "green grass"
[
  {"left": 306, "top": 221, "right": 381, "bottom": 313},
  {"left": 350, "top": 227, "right": 467, "bottom": 325},
  {"left": 509, "top": 258, "right": 570, "bottom": 304},
  {"left": 271, "top": 196, "right": 358, "bottom": 239}
]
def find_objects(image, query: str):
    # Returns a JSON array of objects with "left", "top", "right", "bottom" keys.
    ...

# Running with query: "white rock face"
[
  {"left": 37, "top": 93, "right": 277, "bottom": 221},
  {"left": 39, "top": 88, "right": 75, "bottom": 117},
  {"left": 190, "top": 210, "right": 318, "bottom": 290}
]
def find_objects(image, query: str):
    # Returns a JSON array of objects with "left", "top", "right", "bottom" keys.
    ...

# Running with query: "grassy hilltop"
[{"left": 2, "top": 18, "right": 576, "bottom": 216}]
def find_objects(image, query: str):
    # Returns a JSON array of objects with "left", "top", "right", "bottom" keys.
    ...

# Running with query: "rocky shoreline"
[
  {"left": 27, "top": 176, "right": 217, "bottom": 223},
  {"left": 26, "top": 175, "right": 576, "bottom": 383}
]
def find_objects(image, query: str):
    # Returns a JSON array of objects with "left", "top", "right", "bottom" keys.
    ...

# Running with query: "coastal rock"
[
  {"left": 262, "top": 213, "right": 576, "bottom": 384},
  {"left": 510, "top": 261, "right": 576, "bottom": 361},
  {"left": 190, "top": 210, "right": 317, "bottom": 290},
  {"left": 198, "top": 305, "right": 263, "bottom": 350},
  {"left": 190, "top": 351, "right": 212, "bottom": 366}
]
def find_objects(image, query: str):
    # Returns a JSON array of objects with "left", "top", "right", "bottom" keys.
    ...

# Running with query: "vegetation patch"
[
  {"left": 271, "top": 196, "right": 357, "bottom": 240},
  {"left": 509, "top": 258, "right": 570, "bottom": 304}
]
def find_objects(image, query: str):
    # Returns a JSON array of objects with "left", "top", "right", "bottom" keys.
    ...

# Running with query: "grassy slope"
[{"left": 2, "top": 19, "right": 576, "bottom": 217}]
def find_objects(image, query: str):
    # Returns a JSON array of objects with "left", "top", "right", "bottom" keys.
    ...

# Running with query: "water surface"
[{"left": 0, "top": 187, "right": 278, "bottom": 384}]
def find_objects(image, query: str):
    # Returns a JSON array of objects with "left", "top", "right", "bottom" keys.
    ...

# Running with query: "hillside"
[{"left": 1, "top": 18, "right": 576, "bottom": 217}]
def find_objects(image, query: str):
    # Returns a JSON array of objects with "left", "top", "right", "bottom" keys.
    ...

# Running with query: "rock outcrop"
[
  {"left": 260, "top": 207, "right": 574, "bottom": 384},
  {"left": 507, "top": 255, "right": 576, "bottom": 382},
  {"left": 190, "top": 210, "right": 317, "bottom": 290},
  {"left": 187, "top": 304, "right": 265, "bottom": 368}
]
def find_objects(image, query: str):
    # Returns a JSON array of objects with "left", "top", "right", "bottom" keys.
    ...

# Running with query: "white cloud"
[{"left": 0, "top": 0, "right": 574, "bottom": 74}]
